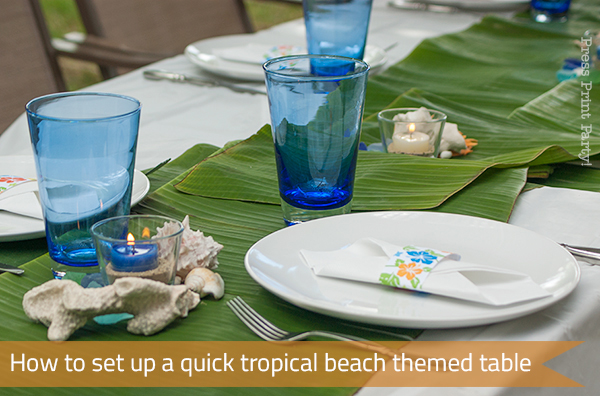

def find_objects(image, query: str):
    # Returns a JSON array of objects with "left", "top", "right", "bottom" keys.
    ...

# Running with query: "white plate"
[
  {"left": 245, "top": 211, "right": 580, "bottom": 329},
  {"left": 0, "top": 156, "right": 150, "bottom": 242},
  {"left": 185, "top": 34, "right": 387, "bottom": 82},
  {"left": 396, "top": 0, "right": 529, "bottom": 12}
]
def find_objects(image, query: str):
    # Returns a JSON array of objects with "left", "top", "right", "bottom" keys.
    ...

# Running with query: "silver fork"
[
  {"left": 143, "top": 70, "right": 267, "bottom": 95},
  {"left": 227, "top": 296, "right": 408, "bottom": 358}
]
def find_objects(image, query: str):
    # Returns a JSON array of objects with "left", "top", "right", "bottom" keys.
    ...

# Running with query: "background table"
[{"left": 0, "top": 0, "right": 485, "bottom": 169}]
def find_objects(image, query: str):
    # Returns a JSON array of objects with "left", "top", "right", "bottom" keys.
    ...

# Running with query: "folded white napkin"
[
  {"left": 212, "top": 44, "right": 305, "bottom": 65},
  {"left": 300, "top": 238, "right": 551, "bottom": 306},
  {"left": 0, "top": 176, "right": 43, "bottom": 220}
]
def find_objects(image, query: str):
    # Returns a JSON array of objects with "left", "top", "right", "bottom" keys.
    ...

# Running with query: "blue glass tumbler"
[
  {"left": 26, "top": 92, "right": 141, "bottom": 266},
  {"left": 530, "top": 0, "right": 571, "bottom": 23},
  {"left": 264, "top": 55, "right": 369, "bottom": 225},
  {"left": 304, "top": 0, "right": 373, "bottom": 61}
]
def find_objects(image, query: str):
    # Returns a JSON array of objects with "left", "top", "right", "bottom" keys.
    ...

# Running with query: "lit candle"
[
  {"left": 110, "top": 232, "right": 158, "bottom": 272},
  {"left": 389, "top": 123, "right": 431, "bottom": 154}
]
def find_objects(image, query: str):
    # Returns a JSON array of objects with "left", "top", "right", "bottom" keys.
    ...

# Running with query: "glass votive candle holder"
[
  {"left": 378, "top": 108, "right": 447, "bottom": 158},
  {"left": 90, "top": 215, "right": 184, "bottom": 285}
]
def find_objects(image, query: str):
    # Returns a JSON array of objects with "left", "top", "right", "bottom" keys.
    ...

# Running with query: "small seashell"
[
  {"left": 439, "top": 150, "right": 453, "bottom": 159},
  {"left": 184, "top": 272, "right": 205, "bottom": 293},
  {"left": 185, "top": 268, "right": 225, "bottom": 300}
]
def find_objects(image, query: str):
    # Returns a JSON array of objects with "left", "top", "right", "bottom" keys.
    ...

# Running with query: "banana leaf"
[
  {"left": 174, "top": 72, "right": 593, "bottom": 217},
  {"left": 364, "top": 4, "right": 600, "bottom": 120},
  {"left": 527, "top": 165, "right": 555, "bottom": 179},
  {"left": 143, "top": 144, "right": 219, "bottom": 195},
  {"left": 361, "top": 77, "right": 600, "bottom": 165},
  {"left": 537, "top": 163, "right": 600, "bottom": 192},
  {"left": 175, "top": 125, "right": 515, "bottom": 211},
  {"left": 429, "top": 167, "right": 527, "bottom": 222},
  {"left": 0, "top": 238, "right": 48, "bottom": 268}
]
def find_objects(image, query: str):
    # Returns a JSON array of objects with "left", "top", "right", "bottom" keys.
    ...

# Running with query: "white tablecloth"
[{"left": 0, "top": 1, "right": 596, "bottom": 394}]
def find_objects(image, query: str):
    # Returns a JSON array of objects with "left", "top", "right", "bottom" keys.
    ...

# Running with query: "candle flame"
[
  {"left": 127, "top": 233, "right": 135, "bottom": 246},
  {"left": 142, "top": 227, "right": 151, "bottom": 239},
  {"left": 408, "top": 123, "right": 416, "bottom": 133}
]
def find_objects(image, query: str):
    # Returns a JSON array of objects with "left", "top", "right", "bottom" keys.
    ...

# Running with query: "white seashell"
[
  {"left": 185, "top": 268, "right": 225, "bottom": 300},
  {"left": 439, "top": 150, "right": 453, "bottom": 159},
  {"left": 184, "top": 272, "right": 205, "bottom": 293},
  {"left": 155, "top": 215, "right": 224, "bottom": 279}
]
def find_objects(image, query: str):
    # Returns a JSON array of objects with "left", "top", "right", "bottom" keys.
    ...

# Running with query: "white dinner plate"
[
  {"left": 185, "top": 34, "right": 387, "bottom": 82},
  {"left": 0, "top": 155, "right": 150, "bottom": 242},
  {"left": 394, "top": 0, "right": 529, "bottom": 12},
  {"left": 245, "top": 211, "right": 580, "bottom": 329}
]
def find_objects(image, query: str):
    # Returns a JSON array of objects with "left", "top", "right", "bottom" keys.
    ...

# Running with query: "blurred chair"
[
  {"left": 55, "top": 0, "right": 254, "bottom": 79},
  {"left": 0, "top": 0, "right": 64, "bottom": 135}
]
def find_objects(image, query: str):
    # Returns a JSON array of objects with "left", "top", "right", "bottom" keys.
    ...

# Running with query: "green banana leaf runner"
[
  {"left": 363, "top": 5, "right": 600, "bottom": 120},
  {"left": 0, "top": 1, "right": 599, "bottom": 395},
  {"left": 361, "top": 80, "right": 600, "bottom": 165}
]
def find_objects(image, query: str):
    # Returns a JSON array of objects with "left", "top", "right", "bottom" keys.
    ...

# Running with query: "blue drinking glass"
[
  {"left": 263, "top": 55, "right": 369, "bottom": 225},
  {"left": 26, "top": 92, "right": 141, "bottom": 266},
  {"left": 530, "top": 0, "right": 571, "bottom": 23},
  {"left": 304, "top": 0, "right": 373, "bottom": 61}
]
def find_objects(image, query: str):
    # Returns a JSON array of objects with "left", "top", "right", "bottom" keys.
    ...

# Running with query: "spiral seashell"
[
  {"left": 184, "top": 272, "right": 205, "bottom": 293},
  {"left": 155, "top": 215, "right": 224, "bottom": 279},
  {"left": 184, "top": 268, "right": 224, "bottom": 300}
]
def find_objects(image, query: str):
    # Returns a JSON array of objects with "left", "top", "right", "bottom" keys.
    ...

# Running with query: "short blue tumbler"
[
  {"left": 264, "top": 55, "right": 369, "bottom": 225},
  {"left": 304, "top": 0, "right": 373, "bottom": 60},
  {"left": 26, "top": 92, "right": 141, "bottom": 266}
]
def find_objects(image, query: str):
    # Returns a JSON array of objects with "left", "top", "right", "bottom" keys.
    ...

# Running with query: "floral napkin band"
[
  {"left": 379, "top": 246, "right": 459, "bottom": 291},
  {"left": 0, "top": 176, "right": 35, "bottom": 196}
]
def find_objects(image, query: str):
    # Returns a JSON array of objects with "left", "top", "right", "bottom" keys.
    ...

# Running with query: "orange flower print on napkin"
[
  {"left": 0, "top": 176, "right": 27, "bottom": 184},
  {"left": 380, "top": 246, "right": 456, "bottom": 290},
  {"left": 397, "top": 262, "right": 423, "bottom": 281},
  {"left": 0, "top": 175, "right": 33, "bottom": 194}
]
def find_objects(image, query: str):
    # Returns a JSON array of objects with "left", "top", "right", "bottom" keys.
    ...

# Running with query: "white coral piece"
[
  {"left": 22, "top": 278, "right": 200, "bottom": 341},
  {"left": 184, "top": 268, "right": 225, "bottom": 300},
  {"left": 156, "top": 215, "right": 223, "bottom": 279}
]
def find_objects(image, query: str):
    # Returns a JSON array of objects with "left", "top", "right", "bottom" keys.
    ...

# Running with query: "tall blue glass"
[
  {"left": 264, "top": 55, "right": 369, "bottom": 225},
  {"left": 26, "top": 92, "right": 141, "bottom": 266},
  {"left": 304, "top": 0, "right": 373, "bottom": 62},
  {"left": 530, "top": 0, "right": 571, "bottom": 23}
]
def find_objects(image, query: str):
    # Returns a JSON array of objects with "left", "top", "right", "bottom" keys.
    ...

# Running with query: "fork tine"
[
  {"left": 227, "top": 300, "right": 274, "bottom": 341},
  {"left": 230, "top": 298, "right": 287, "bottom": 340},
  {"left": 227, "top": 298, "right": 285, "bottom": 341},
  {"left": 228, "top": 297, "right": 288, "bottom": 341},
  {"left": 232, "top": 297, "right": 288, "bottom": 337}
]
